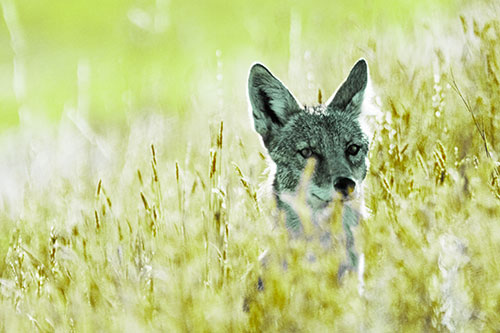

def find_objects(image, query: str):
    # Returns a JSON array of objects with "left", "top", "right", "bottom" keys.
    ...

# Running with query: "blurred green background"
[
  {"left": 5, "top": 1, "right": 500, "bottom": 331},
  {"left": 1, "top": 0, "right": 455, "bottom": 130}
]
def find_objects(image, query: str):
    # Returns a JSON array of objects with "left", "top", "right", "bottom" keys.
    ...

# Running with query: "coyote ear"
[
  {"left": 248, "top": 63, "right": 301, "bottom": 146},
  {"left": 326, "top": 59, "right": 368, "bottom": 115}
]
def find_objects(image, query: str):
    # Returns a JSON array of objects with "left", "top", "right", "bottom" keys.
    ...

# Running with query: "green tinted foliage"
[{"left": 1, "top": 0, "right": 499, "bottom": 331}]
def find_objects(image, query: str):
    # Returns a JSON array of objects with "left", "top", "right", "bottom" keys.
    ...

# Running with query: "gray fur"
[
  {"left": 247, "top": 64, "right": 303, "bottom": 147},
  {"left": 248, "top": 59, "right": 370, "bottom": 274}
]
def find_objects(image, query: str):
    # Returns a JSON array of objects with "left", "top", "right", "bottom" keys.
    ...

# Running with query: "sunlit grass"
[{"left": 1, "top": 0, "right": 500, "bottom": 331}]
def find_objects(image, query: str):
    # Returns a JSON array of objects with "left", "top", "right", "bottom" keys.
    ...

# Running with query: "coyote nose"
[{"left": 334, "top": 177, "right": 356, "bottom": 197}]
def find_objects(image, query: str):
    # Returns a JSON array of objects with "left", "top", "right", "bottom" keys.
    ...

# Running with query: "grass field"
[{"left": 1, "top": 0, "right": 500, "bottom": 331}]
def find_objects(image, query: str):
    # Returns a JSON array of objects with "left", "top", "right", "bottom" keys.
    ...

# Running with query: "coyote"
[{"left": 248, "top": 59, "right": 370, "bottom": 275}]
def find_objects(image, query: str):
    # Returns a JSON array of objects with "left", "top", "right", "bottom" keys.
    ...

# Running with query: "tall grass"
[{"left": 1, "top": 0, "right": 500, "bottom": 331}]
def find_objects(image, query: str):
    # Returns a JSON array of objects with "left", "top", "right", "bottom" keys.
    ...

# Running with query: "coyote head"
[{"left": 248, "top": 60, "right": 370, "bottom": 231}]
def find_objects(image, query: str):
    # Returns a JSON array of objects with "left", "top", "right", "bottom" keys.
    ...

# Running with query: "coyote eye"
[
  {"left": 346, "top": 144, "right": 360, "bottom": 156},
  {"left": 299, "top": 148, "right": 313, "bottom": 158}
]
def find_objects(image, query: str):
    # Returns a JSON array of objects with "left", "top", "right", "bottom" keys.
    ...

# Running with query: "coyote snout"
[{"left": 334, "top": 177, "right": 356, "bottom": 199}]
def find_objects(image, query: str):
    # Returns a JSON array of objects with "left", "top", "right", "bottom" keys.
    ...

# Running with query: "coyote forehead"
[{"left": 247, "top": 59, "right": 370, "bottom": 233}]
